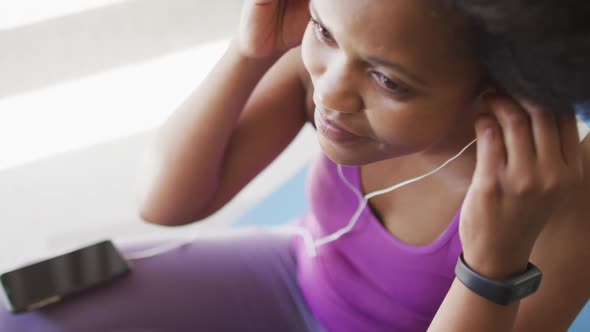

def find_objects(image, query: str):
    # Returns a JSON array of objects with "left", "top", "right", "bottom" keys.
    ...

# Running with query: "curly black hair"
[{"left": 446, "top": 0, "right": 590, "bottom": 113}]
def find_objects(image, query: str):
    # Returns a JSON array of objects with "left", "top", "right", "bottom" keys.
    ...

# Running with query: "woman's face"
[{"left": 302, "top": 0, "right": 485, "bottom": 165}]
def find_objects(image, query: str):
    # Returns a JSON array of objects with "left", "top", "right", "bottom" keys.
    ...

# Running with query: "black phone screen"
[{"left": 0, "top": 240, "right": 130, "bottom": 313}]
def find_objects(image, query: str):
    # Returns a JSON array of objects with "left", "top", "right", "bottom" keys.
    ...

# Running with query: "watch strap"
[{"left": 455, "top": 253, "right": 542, "bottom": 305}]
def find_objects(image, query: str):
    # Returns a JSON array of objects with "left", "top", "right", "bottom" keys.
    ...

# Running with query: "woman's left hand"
[{"left": 459, "top": 94, "right": 584, "bottom": 278}]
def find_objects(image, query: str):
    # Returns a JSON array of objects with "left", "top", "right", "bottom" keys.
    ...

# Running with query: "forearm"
[
  {"left": 428, "top": 278, "right": 519, "bottom": 331},
  {"left": 428, "top": 253, "right": 530, "bottom": 331},
  {"left": 139, "top": 41, "right": 281, "bottom": 224}
]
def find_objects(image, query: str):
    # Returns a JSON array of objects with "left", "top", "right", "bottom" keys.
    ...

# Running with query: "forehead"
[
  {"left": 314, "top": 0, "right": 443, "bottom": 33},
  {"left": 311, "top": 0, "right": 472, "bottom": 82}
]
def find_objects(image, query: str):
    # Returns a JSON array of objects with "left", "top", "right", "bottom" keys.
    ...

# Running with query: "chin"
[
  {"left": 317, "top": 135, "right": 419, "bottom": 167},
  {"left": 317, "top": 136, "right": 383, "bottom": 166}
]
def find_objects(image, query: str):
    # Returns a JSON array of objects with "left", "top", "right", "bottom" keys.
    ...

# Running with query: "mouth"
[{"left": 314, "top": 107, "right": 363, "bottom": 143}]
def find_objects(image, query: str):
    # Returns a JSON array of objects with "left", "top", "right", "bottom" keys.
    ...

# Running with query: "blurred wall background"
[{"left": 0, "top": 0, "right": 316, "bottom": 271}]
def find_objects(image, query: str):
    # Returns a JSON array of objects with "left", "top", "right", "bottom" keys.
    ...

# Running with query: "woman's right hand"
[{"left": 237, "top": 0, "right": 311, "bottom": 59}]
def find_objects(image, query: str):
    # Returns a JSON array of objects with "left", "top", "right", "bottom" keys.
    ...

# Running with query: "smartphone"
[{"left": 0, "top": 240, "right": 130, "bottom": 313}]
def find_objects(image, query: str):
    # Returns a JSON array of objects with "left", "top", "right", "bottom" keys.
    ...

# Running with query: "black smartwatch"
[{"left": 455, "top": 253, "right": 542, "bottom": 305}]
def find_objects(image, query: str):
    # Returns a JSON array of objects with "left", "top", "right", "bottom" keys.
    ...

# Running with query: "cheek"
[
  {"left": 301, "top": 26, "right": 323, "bottom": 77},
  {"left": 368, "top": 108, "right": 456, "bottom": 147}
]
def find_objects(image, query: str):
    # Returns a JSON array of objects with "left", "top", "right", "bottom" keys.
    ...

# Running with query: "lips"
[{"left": 314, "top": 108, "right": 362, "bottom": 143}]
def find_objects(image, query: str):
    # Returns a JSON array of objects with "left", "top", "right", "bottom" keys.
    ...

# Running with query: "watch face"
[
  {"left": 455, "top": 254, "right": 543, "bottom": 305},
  {"left": 514, "top": 279, "right": 541, "bottom": 298},
  {"left": 511, "top": 266, "right": 542, "bottom": 300}
]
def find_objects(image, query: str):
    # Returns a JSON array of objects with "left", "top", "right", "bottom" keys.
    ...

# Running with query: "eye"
[
  {"left": 310, "top": 19, "right": 335, "bottom": 45},
  {"left": 371, "top": 72, "right": 408, "bottom": 94}
]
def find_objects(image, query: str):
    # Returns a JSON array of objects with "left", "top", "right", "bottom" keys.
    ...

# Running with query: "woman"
[{"left": 2, "top": 0, "right": 589, "bottom": 331}]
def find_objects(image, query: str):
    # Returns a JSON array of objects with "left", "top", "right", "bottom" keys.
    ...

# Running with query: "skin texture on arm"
[
  {"left": 139, "top": 0, "right": 311, "bottom": 226},
  {"left": 428, "top": 100, "right": 590, "bottom": 332},
  {"left": 429, "top": 138, "right": 590, "bottom": 332},
  {"left": 138, "top": 45, "right": 308, "bottom": 226},
  {"left": 196, "top": 48, "right": 310, "bottom": 218},
  {"left": 511, "top": 134, "right": 590, "bottom": 332}
]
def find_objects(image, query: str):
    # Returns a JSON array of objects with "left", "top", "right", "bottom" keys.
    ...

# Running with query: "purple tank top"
[{"left": 294, "top": 152, "right": 464, "bottom": 332}]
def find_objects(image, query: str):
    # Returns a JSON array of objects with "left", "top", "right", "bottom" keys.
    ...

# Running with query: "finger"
[
  {"left": 518, "top": 98, "right": 561, "bottom": 167},
  {"left": 473, "top": 114, "right": 506, "bottom": 183},
  {"left": 487, "top": 95, "right": 536, "bottom": 171},
  {"left": 556, "top": 107, "right": 582, "bottom": 169}
]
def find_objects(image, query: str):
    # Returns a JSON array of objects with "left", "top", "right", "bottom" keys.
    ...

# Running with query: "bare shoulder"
[{"left": 513, "top": 136, "right": 590, "bottom": 331}]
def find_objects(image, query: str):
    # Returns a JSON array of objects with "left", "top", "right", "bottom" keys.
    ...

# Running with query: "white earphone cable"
[
  {"left": 124, "top": 138, "right": 477, "bottom": 260},
  {"left": 311, "top": 138, "right": 477, "bottom": 250}
]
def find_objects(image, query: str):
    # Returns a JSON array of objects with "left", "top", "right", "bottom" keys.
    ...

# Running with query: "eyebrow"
[{"left": 308, "top": 0, "right": 428, "bottom": 89}]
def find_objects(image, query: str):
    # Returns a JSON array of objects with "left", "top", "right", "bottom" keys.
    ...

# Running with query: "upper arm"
[
  {"left": 199, "top": 47, "right": 311, "bottom": 217},
  {"left": 513, "top": 136, "right": 590, "bottom": 331}
]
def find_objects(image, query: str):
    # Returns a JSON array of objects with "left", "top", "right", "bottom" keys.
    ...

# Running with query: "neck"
[
  {"left": 417, "top": 110, "right": 479, "bottom": 188},
  {"left": 370, "top": 126, "right": 478, "bottom": 193}
]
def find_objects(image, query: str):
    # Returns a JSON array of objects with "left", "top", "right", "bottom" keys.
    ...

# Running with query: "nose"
[{"left": 313, "top": 56, "right": 363, "bottom": 114}]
